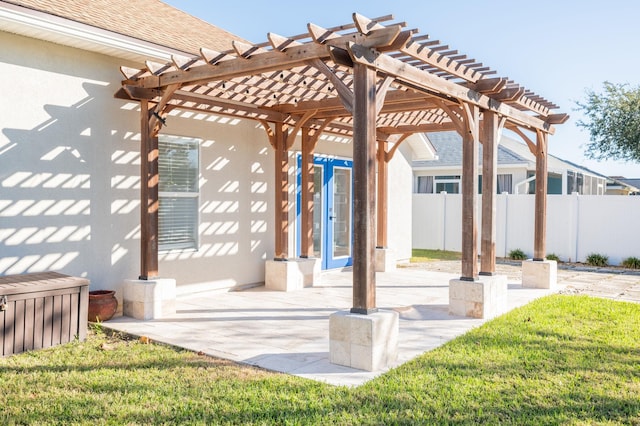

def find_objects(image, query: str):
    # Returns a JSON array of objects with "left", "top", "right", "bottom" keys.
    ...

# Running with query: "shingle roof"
[
  {"left": 3, "top": 0, "right": 242, "bottom": 54},
  {"left": 413, "top": 131, "right": 612, "bottom": 179},
  {"left": 618, "top": 178, "right": 640, "bottom": 188},
  {"left": 412, "top": 131, "right": 529, "bottom": 168},
  {"left": 559, "top": 158, "right": 610, "bottom": 180}
]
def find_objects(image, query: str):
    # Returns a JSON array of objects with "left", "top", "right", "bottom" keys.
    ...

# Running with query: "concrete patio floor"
[{"left": 104, "top": 265, "right": 569, "bottom": 387}]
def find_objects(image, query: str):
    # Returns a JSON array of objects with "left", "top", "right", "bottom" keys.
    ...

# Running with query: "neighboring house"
[
  {"left": 606, "top": 177, "right": 640, "bottom": 195},
  {"left": 0, "top": 0, "right": 424, "bottom": 296},
  {"left": 412, "top": 131, "right": 609, "bottom": 195}
]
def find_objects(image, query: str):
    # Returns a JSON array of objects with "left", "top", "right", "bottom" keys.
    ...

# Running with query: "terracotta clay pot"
[{"left": 88, "top": 290, "right": 118, "bottom": 322}]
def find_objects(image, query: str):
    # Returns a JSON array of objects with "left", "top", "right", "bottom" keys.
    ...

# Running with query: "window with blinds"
[{"left": 158, "top": 135, "right": 200, "bottom": 251}]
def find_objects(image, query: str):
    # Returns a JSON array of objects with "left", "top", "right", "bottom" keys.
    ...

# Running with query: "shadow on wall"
[
  {"left": 1, "top": 83, "right": 274, "bottom": 289},
  {"left": 155, "top": 112, "right": 274, "bottom": 287},
  {"left": 1, "top": 81, "right": 141, "bottom": 288},
  {"left": 0, "top": 32, "right": 274, "bottom": 291}
]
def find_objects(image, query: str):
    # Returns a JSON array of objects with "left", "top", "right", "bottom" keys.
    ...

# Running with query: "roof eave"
[
  {"left": 0, "top": 2, "right": 185, "bottom": 63},
  {"left": 412, "top": 161, "right": 529, "bottom": 171}
]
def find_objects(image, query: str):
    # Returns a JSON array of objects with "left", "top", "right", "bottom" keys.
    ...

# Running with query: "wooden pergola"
[{"left": 116, "top": 13, "right": 568, "bottom": 315}]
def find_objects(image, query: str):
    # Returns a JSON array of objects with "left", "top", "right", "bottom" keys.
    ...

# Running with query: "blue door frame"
[{"left": 296, "top": 155, "right": 353, "bottom": 269}]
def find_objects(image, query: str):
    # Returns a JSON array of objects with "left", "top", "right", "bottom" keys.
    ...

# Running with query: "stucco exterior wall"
[
  {"left": 156, "top": 117, "right": 274, "bottom": 293},
  {"left": 0, "top": 32, "right": 275, "bottom": 294},
  {"left": 387, "top": 143, "right": 413, "bottom": 261},
  {"left": 1, "top": 31, "right": 140, "bottom": 291}
]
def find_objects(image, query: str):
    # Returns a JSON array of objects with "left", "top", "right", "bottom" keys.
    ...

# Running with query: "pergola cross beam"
[{"left": 346, "top": 42, "right": 556, "bottom": 134}]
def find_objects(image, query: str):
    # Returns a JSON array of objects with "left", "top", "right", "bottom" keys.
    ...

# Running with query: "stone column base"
[
  {"left": 329, "top": 310, "right": 399, "bottom": 371},
  {"left": 265, "top": 258, "right": 321, "bottom": 291},
  {"left": 522, "top": 259, "right": 557, "bottom": 289},
  {"left": 449, "top": 275, "right": 508, "bottom": 319},
  {"left": 123, "top": 278, "right": 176, "bottom": 320},
  {"left": 375, "top": 248, "right": 396, "bottom": 272}
]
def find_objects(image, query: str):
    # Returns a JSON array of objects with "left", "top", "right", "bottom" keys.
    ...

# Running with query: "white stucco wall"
[
  {"left": 156, "top": 117, "right": 274, "bottom": 293},
  {"left": 0, "top": 31, "right": 140, "bottom": 291},
  {"left": 386, "top": 143, "right": 413, "bottom": 261},
  {"left": 0, "top": 31, "right": 276, "bottom": 294}
]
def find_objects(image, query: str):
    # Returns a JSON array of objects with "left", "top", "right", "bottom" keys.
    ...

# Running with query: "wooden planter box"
[{"left": 1, "top": 272, "right": 89, "bottom": 357}]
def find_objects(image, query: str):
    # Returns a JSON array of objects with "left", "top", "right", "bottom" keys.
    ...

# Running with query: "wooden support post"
[
  {"left": 534, "top": 131, "right": 548, "bottom": 261},
  {"left": 460, "top": 104, "right": 480, "bottom": 281},
  {"left": 351, "top": 62, "right": 377, "bottom": 314},
  {"left": 140, "top": 100, "right": 159, "bottom": 279},
  {"left": 480, "top": 111, "right": 501, "bottom": 275},
  {"left": 300, "top": 129, "right": 315, "bottom": 258},
  {"left": 274, "top": 124, "right": 289, "bottom": 260},
  {"left": 376, "top": 139, "right": 388, "bottom": 248}
]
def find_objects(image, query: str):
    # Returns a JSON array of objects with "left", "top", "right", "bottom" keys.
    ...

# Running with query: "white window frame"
[
  {"left": 434, "top": 175, "right": 461, "bottom": 194},
  {"left": 158, "top": 135, "right": 200, "bottom": 252}
]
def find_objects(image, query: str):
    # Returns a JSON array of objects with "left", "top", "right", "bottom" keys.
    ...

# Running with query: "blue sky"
[{"left": 164, "top": 0, "right": 640, "bottom": 178}]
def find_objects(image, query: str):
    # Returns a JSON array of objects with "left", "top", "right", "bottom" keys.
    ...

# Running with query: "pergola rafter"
[
  {"left": 118, "top": 12, "right": 567, "bottom": 314},
  {"left": 118, "top": 13, "right": 563, "bottom": 139}
]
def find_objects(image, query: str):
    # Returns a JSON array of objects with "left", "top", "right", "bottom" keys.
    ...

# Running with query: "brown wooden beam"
[
  {"left": 464, "top": 77, "right": 508, "bottom": 94},
  {"left": 543, "top": 113, "right": 570, "bottom": 125},
  {"left": 508, "top": 125, "right": 537, "bottom": 155},
  {"left": 122, "top": 85, "right": 289, "bottom": 123},
  {"left": 384, "top": 133, "right": 411, "bottom": 161},
  {"left": 273, "top": 124, "right": 289, "bottom": 260},
  {"left": 308, "top": 58, "right": 354, "bottom": 113},
  {"left": 309, "top": 98, "right": 444, "bottom": 120},
  {"left": 273, "top": 89, "right": 438, "bottom": 115},
  {"left": 351, "top": 62, "right": 378, "bottom": 314},
  {"left": 513, "top": 96, "right": 550, "bottom": 117},
  {"left": 480, "top": 111, "right": 505, "bottom": 275},
  {"left": 148, "top": 84, "right": 180, "bottom": 135},
  {"left": 300, "top": 130, "right": 315, "bottom": 258},
  {"left": 139, "top": 100, "right": 159, "bottom": 279},
  {"left": 286, "top": 110, "right": 317, "bottom": 149},
  {"left": 308, "top": 22, "right": 404, "bottom": 51},
  {"left": 377, "top": 122, "right": 458, "bottom": 134},
  {"left": 347, "top": 43, "right": 556, "bottom": 135},
  {"left": 132, "top": 43, "right": 331, "bottom": 89},
  {"left": 460, "top": 103, "right": 480, "bottom": 280},
  {"left": 534, "top": 130, "right": 548, "bottom": 261},
  {"left": 376, "top": 139, "right": 388, "bottom": 248}
]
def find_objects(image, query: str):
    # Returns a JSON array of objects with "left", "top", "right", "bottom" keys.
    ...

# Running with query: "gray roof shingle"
[
  {"left": 412, "top": 131, "right": 529, "bottom": 168},
  {"left": 3, "top": 0, "right": 243, "bottom": 54},
  {"left": 618, "top": 178, "right": 640, "bottom": 188}
]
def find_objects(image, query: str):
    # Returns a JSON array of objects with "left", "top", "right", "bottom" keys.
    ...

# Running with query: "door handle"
[{"left": 329, "top": 215, "right": 336, "bottom": 220}]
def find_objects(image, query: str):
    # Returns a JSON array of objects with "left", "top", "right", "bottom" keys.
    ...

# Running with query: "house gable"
[{"left": 412, "top": 131, "right": 530, "bottom": 170}]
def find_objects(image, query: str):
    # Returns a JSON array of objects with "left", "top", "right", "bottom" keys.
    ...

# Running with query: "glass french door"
[{"left": 297, "top": 156, "right": 353, "bottom": 269}]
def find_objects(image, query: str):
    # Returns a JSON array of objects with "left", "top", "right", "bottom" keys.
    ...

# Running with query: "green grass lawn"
[
  {"left": 411, "top": 248, "right": 462, "bottom": 262},
  {"left": 1, "top": 295, "right": 639, "bottom": 424}
]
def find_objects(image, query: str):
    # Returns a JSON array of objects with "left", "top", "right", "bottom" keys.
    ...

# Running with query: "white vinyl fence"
[{"left": 412, "top": 193, "right": 640, "bottom": 265}]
